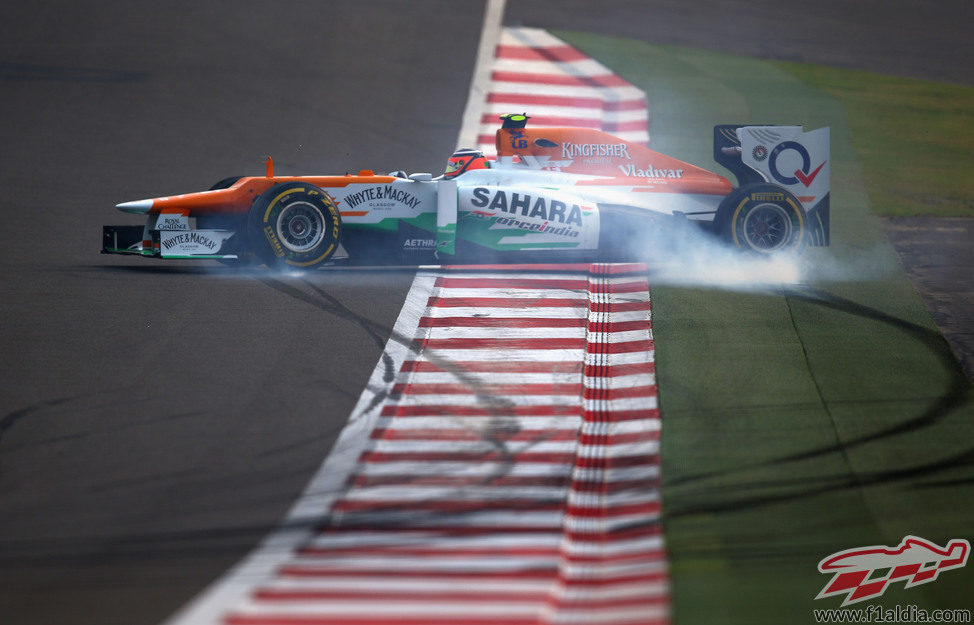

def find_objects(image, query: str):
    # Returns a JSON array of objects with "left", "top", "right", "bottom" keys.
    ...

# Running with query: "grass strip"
[
  {"left": 774, "top": 63, "right": 974, "bottom": 218},
  {"left": 556, "top": 31, "right": 974, "bottom": 623}
]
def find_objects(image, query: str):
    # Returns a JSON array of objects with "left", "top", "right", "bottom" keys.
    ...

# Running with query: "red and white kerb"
[
  {"left": 478, "top": 27, "right": 650, "bottom": 156},
  {"left": 168, "top": 264, "right": 668, "bottom": 625}
]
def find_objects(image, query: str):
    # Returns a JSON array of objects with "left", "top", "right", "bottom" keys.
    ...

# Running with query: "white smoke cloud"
[{"left": 629, "top": 217, "right": 895, "bottom": 291}]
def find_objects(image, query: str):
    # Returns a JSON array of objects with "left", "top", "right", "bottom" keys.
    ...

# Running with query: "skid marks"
[{"left": 167, "top": 264, "right": 667, "bottom": 625}]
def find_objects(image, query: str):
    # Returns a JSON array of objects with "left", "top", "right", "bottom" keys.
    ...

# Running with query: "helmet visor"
[{"left": 444, "top": 156, "right": 470, "bottom": 177}]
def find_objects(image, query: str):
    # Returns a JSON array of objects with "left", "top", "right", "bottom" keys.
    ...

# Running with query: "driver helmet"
[{"left": 444, "top": 148, "right": 488, "bottom": 178}]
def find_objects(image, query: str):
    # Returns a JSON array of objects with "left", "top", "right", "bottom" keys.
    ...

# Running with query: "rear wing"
[{"left": 715, "top": 124, "right": 830, "bottom": 246}]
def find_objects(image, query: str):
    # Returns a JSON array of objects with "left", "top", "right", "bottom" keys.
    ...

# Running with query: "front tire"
[
  {"left": 247, "top": 182, "right": 342, "bottom": 269},
  {"left": 716, "top": 183, "right": 806, "bottom": 254}
]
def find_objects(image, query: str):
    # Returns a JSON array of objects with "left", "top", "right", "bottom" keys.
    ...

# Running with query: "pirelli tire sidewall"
[
  {"left": 248, "top": 182, "right": 342, "bottom": 269},
  {"left": 717, "top": 183, "right": 806, "bottom": 254}
]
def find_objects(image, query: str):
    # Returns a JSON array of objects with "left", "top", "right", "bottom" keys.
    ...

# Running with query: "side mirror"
[{"left": 409, "top": 173, "right": 433, "bottom": 182}]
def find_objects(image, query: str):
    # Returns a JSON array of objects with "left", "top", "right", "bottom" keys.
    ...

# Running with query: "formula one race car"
[{"left": 103, "top": 114, "right": 829, "bottom": 268}]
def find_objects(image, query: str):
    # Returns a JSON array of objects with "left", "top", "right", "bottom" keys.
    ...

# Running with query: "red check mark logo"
[{"left": 795, "top": 161, "right": 826, "bottom": 187}]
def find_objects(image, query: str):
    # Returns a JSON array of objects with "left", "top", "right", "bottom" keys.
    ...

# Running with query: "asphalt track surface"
[
  {"left": 0, "top": 3, "right": 481, "bottom": 624},
  {"left": 0, "top": 2, "right": 969, "bottom": 625}
]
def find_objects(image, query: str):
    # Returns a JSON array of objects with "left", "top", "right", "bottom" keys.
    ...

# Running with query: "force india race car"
[{"left": 102, "top": 114, "right": 830, "bottom": 268}]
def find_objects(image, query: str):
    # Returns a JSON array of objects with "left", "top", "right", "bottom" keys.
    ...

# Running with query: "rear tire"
[
  {"left": 716, "top": 183, "right": 805, "bottom": 254},
  {"left": 247, "top": 182, "right": 342, "bottom": 270}
]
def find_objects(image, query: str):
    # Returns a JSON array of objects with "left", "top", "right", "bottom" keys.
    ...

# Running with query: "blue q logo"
[{"left": 769, "top": 140, "right": 826, "bottom": 188}]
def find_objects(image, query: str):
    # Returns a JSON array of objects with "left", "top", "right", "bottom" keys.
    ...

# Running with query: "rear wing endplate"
[{"left": 715, "top": 124, "right": 830, "bottom": 246}]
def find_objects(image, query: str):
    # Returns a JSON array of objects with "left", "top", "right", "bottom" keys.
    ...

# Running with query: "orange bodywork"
[
  {"left": 140, "top": 127, "right": 732, "bottom": 218},
  {"left": 496, "top": 126, "right": 732, "bottom": 196},
  {"left": 144, "top": 174, "right": 399, "bottom": 217}
]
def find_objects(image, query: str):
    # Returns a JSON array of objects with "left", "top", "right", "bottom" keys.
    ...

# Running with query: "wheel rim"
[
  {"left": 741, "top": 202, "right": 793, "bottom": 251},
  {"left": 276, "top": 201, "right": 326, "bottom": 252}
]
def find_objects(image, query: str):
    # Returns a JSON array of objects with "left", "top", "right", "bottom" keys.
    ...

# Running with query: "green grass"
[
  {"left": 555, "top": 31, "right": 974, "bottom": 623},
  {"left": 773, "top": 63, "right": 974, "bottom": 218}
]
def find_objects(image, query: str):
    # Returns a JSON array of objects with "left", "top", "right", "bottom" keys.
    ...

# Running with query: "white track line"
[
  {"left": 161, "top": 275, "right": 434, "bottom": 625},
  {"left": 457, "top": 0, "right": 507, "bottom": 150},
  {"left": 165, "top": 4, "right": 666, "bottom": 620},
  {"left": 477, "top": 26, "right": 649, "bottom": 156}
]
